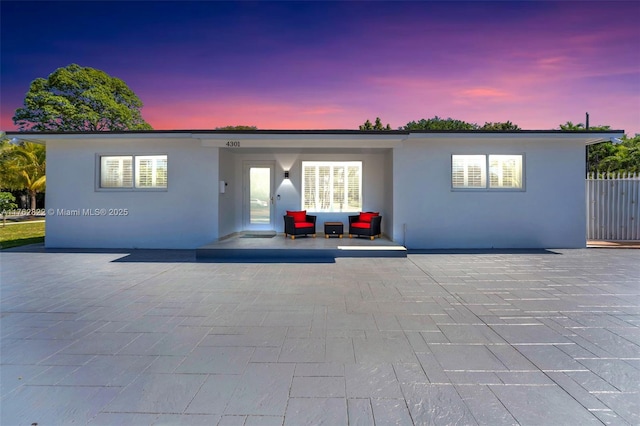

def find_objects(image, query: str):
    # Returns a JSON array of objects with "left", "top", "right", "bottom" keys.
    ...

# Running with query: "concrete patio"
[
  {"left": 196, "top": 232, "right": 407, "bottom": 260},
  {"left": 1, "top": 246, "right": 639, "bottom": 425}
]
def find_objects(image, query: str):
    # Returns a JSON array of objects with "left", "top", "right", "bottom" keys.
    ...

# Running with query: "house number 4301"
[{"left": 226, "top": 141, "right": 240, "bottom": 147}]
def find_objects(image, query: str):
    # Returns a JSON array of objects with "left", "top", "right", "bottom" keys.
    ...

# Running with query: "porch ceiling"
[{"left": 216, "top": 147, "right": 393, "bottom": 154}]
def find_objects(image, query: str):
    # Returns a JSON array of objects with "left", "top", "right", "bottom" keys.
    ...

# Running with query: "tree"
[
  {"left": 402, "top": 116, "right": 478, "bottom": 131},
  {"left": 359, "top": 117, "right": 391, "bottom": 131},
  {"left": 560, "top": 122, "right": 640, "bottom": 173},
  {"left": 216, "top": 125, "right": 258, "bottom": 130},
  {"left": 480, "top": 121, "right": 520, "bottom": 131},
  {"left": 0, "top": 141, "right": 46, "bottom": 210},
  {"left": 559, "top": 121, "right": 610, "bottom": 132},
  {"left": 13, "top": 64, "right": 152, "bottom": 131},
  {"left": 559, "top": 121, "right": 616, "bottom": 172},
  {"left": 588, "top": 141, "right": 617, "bottom": 173},
  {"left": 0, "top": 192, "right": 18, "bottom": 226},
  {"left": 0, "top": 133, "right": 16, "bottom": 190},
  {"left": 589, "top": 134, "right": 640, "bottom": 174},
  {"left": 559, "top": 121, "right": 585, "bottom": 131}
]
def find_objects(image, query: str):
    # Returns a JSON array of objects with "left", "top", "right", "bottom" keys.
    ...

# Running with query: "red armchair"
[
  {"left": 284, "top": 210, "right": 317, "bottom": 239},
  {"left": 349, "top": 212, "right": 382, "bottom": 240}
]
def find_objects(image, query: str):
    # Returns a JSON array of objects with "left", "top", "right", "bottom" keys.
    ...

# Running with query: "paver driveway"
[{"left": 1, "top": 247, "right": 639, "bottom": 425}]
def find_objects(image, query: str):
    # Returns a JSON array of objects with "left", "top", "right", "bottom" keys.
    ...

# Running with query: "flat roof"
[
  {"left": 5, "top": 129, "right": 625, "bottom": 147},
  {"left": 4, "top": 129, "right": 625, "bottom": 136}
]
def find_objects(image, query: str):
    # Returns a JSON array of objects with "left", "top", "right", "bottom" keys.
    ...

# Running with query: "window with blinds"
[
  {"left": 136, "top": 155, "right": 168, "bottom": 188},
  {"left": 99, "top": 155, "right": 167, "bottom": 189},
  {"left": 489, "top": 155, "right": 522, "bottom": 188},
  {"left": 452, "top": 155, "right": 486, "bottom": 188},
  {"left": 100, "top": 156, "right": 133, "bottom": 188},
  {"left": 452, "top": 154, "right": 523, "bottom": 190},
  {"left": 302, "top": 161, "right": 361, "bottom": 212}
]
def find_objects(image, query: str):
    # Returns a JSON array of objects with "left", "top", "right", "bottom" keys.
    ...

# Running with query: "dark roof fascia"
[
  {"left": 4, "top": 129, "right": 625, "bottom": 136},
  {"left": 4, "top": 129, "right": 409, "bottom": 136},
  {"left": 193, "top": 129, "right": 410, "bottom": 135},
  {"left": 407, "top": 129, "right": 625, "bottom": 134}
]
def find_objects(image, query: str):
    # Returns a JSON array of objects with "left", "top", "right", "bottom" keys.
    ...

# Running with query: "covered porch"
[{"left": 209, "top": 131, "right": 405, "bottom": 242}]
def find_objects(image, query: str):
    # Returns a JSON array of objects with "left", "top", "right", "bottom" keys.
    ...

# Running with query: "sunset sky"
[{"left": 1, "top": 1, "right": 638, "bottom": 135}]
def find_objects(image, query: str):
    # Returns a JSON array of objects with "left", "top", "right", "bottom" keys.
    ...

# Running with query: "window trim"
[
  {"left": 96, "top": 153, "right": 168, "bottom": 191},
  {"left": 301, "top": 160, "right": 363, "bottom": 212},
  {"left": 451, "top": 153, "right": 525, "bottom": 192}
]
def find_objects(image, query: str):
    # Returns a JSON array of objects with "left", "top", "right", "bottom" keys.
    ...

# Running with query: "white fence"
[{"left": 586, "top": 172, "right": 640, "bottom": 240}]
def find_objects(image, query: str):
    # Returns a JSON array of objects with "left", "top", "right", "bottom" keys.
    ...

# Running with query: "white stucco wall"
[
  {"left": 45, "top": 137, "right": 218, "bottom": 249},
  {"left": 217, "top": 148, "right": 237, "bottom": 237},
  {"left": 383, "top": 149, "right": 394, "bottom": 239},
  {"left": 393, "top": 136, "right": 587, "bottom": 249},
  {"left": 39, "top": 131, "right": 604, "bottom": 250}
]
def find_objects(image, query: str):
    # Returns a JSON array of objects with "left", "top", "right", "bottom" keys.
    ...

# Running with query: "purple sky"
[{"left": 1, "top": 1, "right": 639, "bottom": 135}]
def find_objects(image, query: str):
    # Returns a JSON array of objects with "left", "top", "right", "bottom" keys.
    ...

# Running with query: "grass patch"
[{"left": 0, "top": 221, "right": 45, "bottom": 249}]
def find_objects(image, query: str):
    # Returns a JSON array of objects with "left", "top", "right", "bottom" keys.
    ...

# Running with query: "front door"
[{"left": 244, "top": 162, "right": 274, "bottom": 230}]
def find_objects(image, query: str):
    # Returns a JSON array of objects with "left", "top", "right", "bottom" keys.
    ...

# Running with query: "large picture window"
[
  {"left": 452, "top": 154, "right": 523, "bottom": 190},
  {"left": 99, "top": 155, "right": 167, "bottom": 189},
  {"left": 302, "top": 161, "right": 362, "bottom": 212}
]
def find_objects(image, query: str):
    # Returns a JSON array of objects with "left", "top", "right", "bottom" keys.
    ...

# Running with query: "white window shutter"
[{"left": 301, "top": 161, "right": 362, "bottom": 212}]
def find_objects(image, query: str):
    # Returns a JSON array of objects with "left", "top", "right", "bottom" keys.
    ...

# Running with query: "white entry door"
[{"left": 243, "top": 162, "right": 274, "bottom": 230}]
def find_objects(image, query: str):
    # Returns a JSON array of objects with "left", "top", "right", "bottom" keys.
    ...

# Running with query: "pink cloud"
[
  {"left": 536, "top": 56, "right": 573, "bottom": 71},
  {"left": 456, "top": 87, "right": 512, "bottom": 100}
]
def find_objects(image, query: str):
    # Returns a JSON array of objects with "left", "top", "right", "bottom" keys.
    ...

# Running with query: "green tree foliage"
[
  {"left": 215, "top": 125, "right": 258, "bottom": 130},
  {"left": 589, "top": 134, "right": 640, "bottom": 174},
  {"left": 559, "top": 122, "right": 640, "bottom": 173},
  {"left": 479, "top": 121, "right": 520, "bottom": 131},
  {"left": 402, "top": 117, "right": 521, "bottom": 131},
  {"left": 13, "top": 64, "right": 153, "bottom": 131},
  {"left": 0, "top": 192, "right": 18, "bottom": 210},
  {"left": 0, "top": 134, "right": 16, "bottom": 190},
  {"left": 559, "top": 121, "right": 610, "bottom": 131},
  {"left": 359, "top": 116, "right": 521, "bottom": 131},
  {"left": 0, "top": 141, "right": 46, "bottom": 209},
  {"left": 359, "top": 117, "right": 391, "bottom": 131},
  {"left": 560, "top": 121, "right": 584, "bottom": 131},
  {"left": 402, "top": 116, "right": 478, "bottom": 131},
  {"left": 0, "top": 192, "right": 18, "bottom": 226}
]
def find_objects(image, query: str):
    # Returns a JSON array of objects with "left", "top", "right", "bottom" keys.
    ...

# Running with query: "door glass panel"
[{"left": 249, "top": 167, "right": 270, "bottom": 225}]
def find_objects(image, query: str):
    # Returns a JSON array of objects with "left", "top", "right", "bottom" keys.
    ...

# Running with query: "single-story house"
[{"left": 7, "top": 129, "right": 623, "bottom": 249}]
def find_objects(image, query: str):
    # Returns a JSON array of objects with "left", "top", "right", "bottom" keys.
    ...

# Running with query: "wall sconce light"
[{"left": 284, "top": 171, "right": 290, "bottom": 179}]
